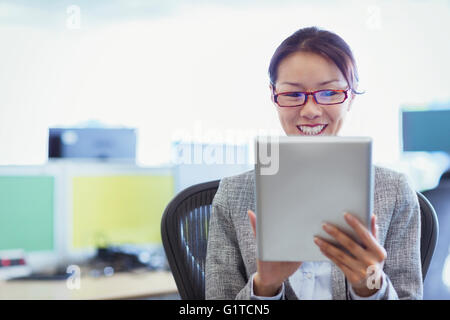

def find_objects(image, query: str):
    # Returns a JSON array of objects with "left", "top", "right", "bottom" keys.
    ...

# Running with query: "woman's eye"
[
  {"left": 321, "top": 90, "right": 337, "bottom": 96},
  {"left": 285, "top": 92, "right": 304, "bottom": 98}
]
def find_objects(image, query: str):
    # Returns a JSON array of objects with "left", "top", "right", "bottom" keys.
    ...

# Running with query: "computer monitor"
[
  {"left": 0, "top": 174, "right": 54, "bottom": 252},
  {"left": 48, "top": 128, "right": 137, "bottom": 162},
  {"left": 171, "top": 142, "right": 252, "bottom": 192},
  {"left": 69, "top": 166, "right": 174, "bottom": 250},
  {"left": 0, "top": 164, "right": 174, "bottom": 272},
  {"left": 401, "top": 108, "right": 450, "bottom": 152},
  {"left": 0, "top": 166, "right": 59, "bottom": 273}
]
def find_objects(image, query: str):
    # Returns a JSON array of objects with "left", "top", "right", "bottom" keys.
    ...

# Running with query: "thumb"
[{"left": 247, "top": 209, "right": 256, "bottom": 238}]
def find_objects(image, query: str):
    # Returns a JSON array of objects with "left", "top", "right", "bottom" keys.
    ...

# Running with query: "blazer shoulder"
[
  {"left": 373, "top": 164, "right": 419, "bottom": 222},
  {"left": 374, "top": 165, "right": 404, "bottom": 182},
  {"left": 213, "top": 169, "right": 255, "bottom": 211},
  {"left": 221, "top": 169, "right": 255, "bottom": 186},
  {"left": 374, "top": 165, "right": 412, "bottom": 194}
]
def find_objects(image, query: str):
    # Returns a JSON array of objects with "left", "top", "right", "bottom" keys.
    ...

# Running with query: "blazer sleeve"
[
  {"left": 205, "top": 178, "right": 253, "bottom": 300},
  {"left": 381, "top": 172, "right": 423, "bottom": 300}
]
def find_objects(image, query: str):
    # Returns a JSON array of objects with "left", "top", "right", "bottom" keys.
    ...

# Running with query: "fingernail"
[
  {"left": 322, "top": 223, "right": 332, "bottom": 232},
  {"left": 344, "top": 212, "right": 354, "bottom": 222},
  {"left": 314, "top": 237, "right": 322, "bottom": 245}
]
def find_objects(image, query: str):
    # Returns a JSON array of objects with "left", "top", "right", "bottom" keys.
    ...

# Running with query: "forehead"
[{"left": 276, "top": 51, "right": 346, "bottom": 88}]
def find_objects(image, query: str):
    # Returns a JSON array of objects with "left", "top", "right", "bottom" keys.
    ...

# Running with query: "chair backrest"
[
  {"left": 416, "top": 191, "right": 439, "bottom": 280},
  {"left": 161, "top": 181, "right": 438, "bottom": 299},
  {"left": 161, "top": 180, "right": 220, "bottom": 300}
]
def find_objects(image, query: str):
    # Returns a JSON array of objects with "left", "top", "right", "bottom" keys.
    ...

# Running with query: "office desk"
[{"left": 0, "top": 271, "right": 178, "bottom": 300}]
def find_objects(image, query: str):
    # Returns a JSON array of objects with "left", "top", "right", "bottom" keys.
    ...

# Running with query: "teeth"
[{"left": 298, "top": 125, "right": 326, "bottom": 135}]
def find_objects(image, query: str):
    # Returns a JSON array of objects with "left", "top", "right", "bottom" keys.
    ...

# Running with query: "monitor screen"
[
  {"left": 72, "top": 174, "right": 174, "bottom": 249},
  {"left": 48, "top": 128, "right": 136, "bottom": 161},
  {"left": 0, "top": 176, "right": 54, "bottom": 252},
  {"left": 402, "top": 109, "right": 450, "bottom": 152}
]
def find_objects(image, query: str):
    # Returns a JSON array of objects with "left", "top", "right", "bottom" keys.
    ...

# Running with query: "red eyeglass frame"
[{"left": 272, "top": 88, "right": 350, "bottom": 107}]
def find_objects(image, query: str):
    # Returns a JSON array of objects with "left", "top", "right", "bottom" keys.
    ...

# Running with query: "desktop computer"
[{"left": 48, "top": 127, "right": 137, "bottom": 162}]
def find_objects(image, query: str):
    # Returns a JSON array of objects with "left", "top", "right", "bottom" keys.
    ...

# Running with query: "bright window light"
[{"left": 0, "top": 0, "right": 449, "bottom": 166}]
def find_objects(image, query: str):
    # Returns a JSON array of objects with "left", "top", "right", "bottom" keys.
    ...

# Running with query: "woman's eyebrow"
[{"left": 279, "top": 81, "right": 304, "bottom": 87}]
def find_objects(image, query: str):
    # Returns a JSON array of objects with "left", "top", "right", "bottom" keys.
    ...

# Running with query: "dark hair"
[{"left": 268, "top": 26, "right": 362, "bottom": 94}]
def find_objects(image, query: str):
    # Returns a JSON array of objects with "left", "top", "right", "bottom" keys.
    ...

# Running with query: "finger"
[
  {"left": 322, "top": 223, "right": 369, "bottom": 264},
  {"left": 318, "top": 246, "right": 365, "bottom": 286},
  {"left": 371, "top": 215, "right": 377, "bottom": 240},
  {"left": 314, "top": 237, "right": 366, "bottom": 274},
  {"left": 344, "top": 213, "right": 384, "bottom": 258},
  {"left": 247, "top": 210, "right": 256, "bottom": 237}
]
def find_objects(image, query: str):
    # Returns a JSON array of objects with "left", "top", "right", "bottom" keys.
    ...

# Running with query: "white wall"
[{"left": 0, "top": 0, "right": 449, "bottom": 173}]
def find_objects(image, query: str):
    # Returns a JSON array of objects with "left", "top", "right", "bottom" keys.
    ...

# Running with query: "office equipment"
[
  {"left": 401, "top": 108, "right": 450, "bottom": 152},
  {"left": 0, "top": 250, "right": 31, "bottom": 280},
  {"left": 72, "top": 174, "right": 174, "bottom": 248},
  {"left": 48, "top": 128, "right": 137, "bottom": 161},
  {"left": 255, "top": 136, "right": 373, "bottom": 261},
  {"left": 161, "top": 179, "right": 438, "bottom": 299},
  {"left": 87, "top": 245, "right": 168, "bottom": 275},
  {"left": 171, "top": 141, "right": 251, "bottom": 192},
  {"left": 0, "top": 175, "right": 54, "bottom": 252}
]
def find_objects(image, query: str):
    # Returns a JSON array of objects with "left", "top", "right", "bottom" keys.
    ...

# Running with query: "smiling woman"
[
  {"left": 268, "top": 27, "right": 363, "bottom": 137},
  {"left": 205, "top": 26, "right": 423, "bottom": 300}
]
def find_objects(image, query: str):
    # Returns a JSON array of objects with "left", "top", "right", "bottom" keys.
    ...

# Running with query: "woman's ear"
[{"left": 269, "top": 83, "right": 275, "bottom": 104}]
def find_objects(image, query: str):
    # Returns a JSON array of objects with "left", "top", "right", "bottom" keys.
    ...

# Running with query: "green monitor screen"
[{"left": 0, "top": 176, "right": 54, "bottom": 252}]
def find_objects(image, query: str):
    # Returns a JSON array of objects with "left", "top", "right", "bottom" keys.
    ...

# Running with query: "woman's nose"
[{"left": 299, "top": 96, "right": 322, "bottom": 119}]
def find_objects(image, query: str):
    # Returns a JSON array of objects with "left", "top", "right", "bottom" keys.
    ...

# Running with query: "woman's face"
[{"left": 270, "top": 51, "right": 354, "bottom": 136}]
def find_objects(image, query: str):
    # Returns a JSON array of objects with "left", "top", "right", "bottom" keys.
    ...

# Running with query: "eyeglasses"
[{"left": 273, "top": 89, "right": 350, "bottom": 107}]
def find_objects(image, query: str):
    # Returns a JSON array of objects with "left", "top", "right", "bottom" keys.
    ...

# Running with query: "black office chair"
[
  {"left": 161, "top": 180, "right": 439, "bottom": 299},
  {"left": 161, "top": 180, "right": 220, "bottom": 300},
  {"left": 416, "top": 192, "right": 439, "bottom": 280},
  {"left": 421, "top": 170, "right": 449, "bottom": 299}
]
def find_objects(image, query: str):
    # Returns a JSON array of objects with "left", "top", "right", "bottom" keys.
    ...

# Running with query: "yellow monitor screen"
[{"left": 72, "top": 174, "right": 174, "bottom": 249}]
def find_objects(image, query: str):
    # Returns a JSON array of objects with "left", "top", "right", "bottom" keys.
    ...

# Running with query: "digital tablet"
[{"left": 254, "top": 135, "right": 374, "bottom": 261}]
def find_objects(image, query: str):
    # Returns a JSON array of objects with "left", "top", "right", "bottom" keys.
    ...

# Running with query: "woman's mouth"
[{"left": 296, "top": 124, "right": 328, "bottom": 135}]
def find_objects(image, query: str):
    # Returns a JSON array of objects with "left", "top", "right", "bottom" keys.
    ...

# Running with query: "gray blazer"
[{"left": 205, "top": 166, "right": 423, "bottom": 300}]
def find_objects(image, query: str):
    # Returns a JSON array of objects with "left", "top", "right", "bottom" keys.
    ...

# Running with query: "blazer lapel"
[
  {"left": 284, "top": 279, "right": 298, "bottom": 300},
  {"left": 331, "top": 263, "right": 347, "bottom": 300}
]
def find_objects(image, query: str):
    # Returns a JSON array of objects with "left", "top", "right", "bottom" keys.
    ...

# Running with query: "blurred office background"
[{"left": 0, "top": 0, "right": 449, "bottom": 299}]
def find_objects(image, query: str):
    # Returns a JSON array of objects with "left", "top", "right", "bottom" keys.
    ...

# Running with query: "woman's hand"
[
  {"left": 314, "top": 213, "right": 387, "bottom": 297},
  {"left": 247, "top": 209, "right": 302, "bottom": 297}
]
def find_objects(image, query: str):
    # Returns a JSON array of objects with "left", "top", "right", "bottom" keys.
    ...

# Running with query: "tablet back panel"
[{"left": 255, "top": 136, "right": 373, "bottom": 261}]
